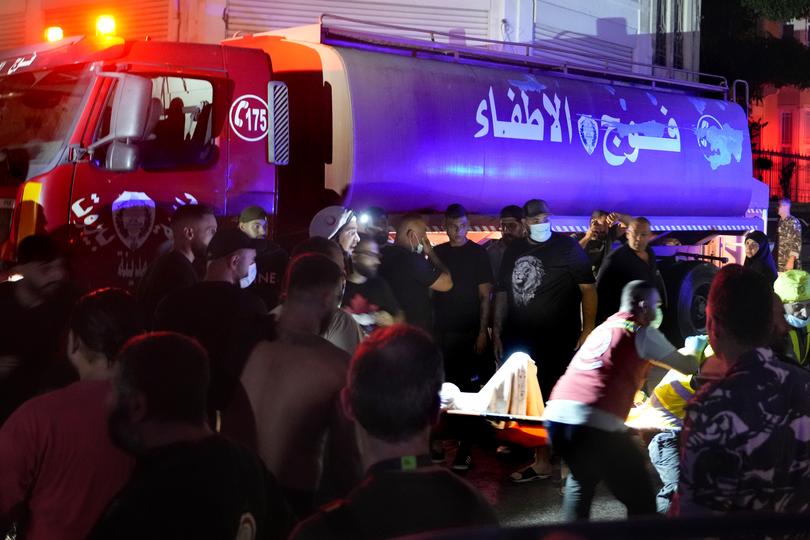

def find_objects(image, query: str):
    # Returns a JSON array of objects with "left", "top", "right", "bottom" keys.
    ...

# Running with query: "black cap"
[
  {"left": 207, "top": 229, "right": 266, "bottom": 260},
  {"left": 238, "top": 205, "right": 268, "bottom": 223},
  {"left": 499, "top": 205, "right": 524, "bottom": 220},
  {"left": 523, "top": 199, "right": 552, "bottom": 217}
]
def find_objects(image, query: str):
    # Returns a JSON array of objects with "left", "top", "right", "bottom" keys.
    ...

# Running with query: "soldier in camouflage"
[{"left": 777, "top": 198, "right": 802, "bottom": 272}]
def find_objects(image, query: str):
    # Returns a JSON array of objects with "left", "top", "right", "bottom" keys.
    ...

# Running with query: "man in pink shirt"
[{"left": 0, "top": 288, "right": 142, "bottom": 540}]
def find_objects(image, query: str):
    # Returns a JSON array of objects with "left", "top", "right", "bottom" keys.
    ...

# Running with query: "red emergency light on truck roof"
[{"left": 0, "top": 17, "right": 766, "bottom": 342}]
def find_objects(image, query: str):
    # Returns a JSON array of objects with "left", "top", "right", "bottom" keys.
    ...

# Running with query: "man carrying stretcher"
[{"left": 543, "top": 280, "right": 698, "bottom": 521}]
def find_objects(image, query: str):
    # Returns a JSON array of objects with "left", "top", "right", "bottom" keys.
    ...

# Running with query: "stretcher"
[{"left": 440, "top": 353, "right": 669, "bottom": 448}]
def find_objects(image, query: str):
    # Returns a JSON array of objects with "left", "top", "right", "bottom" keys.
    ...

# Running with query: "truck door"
[{"left": 69, "top": 71, "right": 229, "bottom": 290}]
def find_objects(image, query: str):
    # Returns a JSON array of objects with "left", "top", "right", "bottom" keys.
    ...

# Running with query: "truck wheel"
[{"left": 660, "top": 262, "right": 718, "bottom": 345}]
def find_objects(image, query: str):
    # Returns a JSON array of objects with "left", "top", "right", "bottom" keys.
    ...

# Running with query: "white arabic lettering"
[
  {"left": 543, "top": 93, "right": 562, "bottom": 143},
  {"left": 475, "top": 86, "right": 544, "bottom": 141},
  {"left": 8, "top": 52, "right": 36, "bottom": 75},
  {"left": 474, "top": 85, "right": 684, "bottom": 166}
]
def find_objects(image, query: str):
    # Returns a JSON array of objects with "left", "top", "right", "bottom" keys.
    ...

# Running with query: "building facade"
[
  {"left": 1, "top": 0, "right": 699, "bottom": 76},
  {"left": 750, "top": 20, "right": 810, "bottom": 201}
]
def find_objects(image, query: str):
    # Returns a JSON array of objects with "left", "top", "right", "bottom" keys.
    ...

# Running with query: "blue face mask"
[
  {"left": 785, "top": 313, "right": 810, "bottom": 329},
  {"left": 529, "top": 222, "right": 552, "bottom": 243}
]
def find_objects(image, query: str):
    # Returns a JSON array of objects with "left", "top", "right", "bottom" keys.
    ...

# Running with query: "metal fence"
[{"left": 753, "top": 148, "right": 810, "bottom": 202}]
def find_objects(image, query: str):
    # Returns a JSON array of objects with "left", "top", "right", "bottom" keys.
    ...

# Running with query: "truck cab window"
[{"left": 93, "top": 76, "right": 216, "bottom": 170}]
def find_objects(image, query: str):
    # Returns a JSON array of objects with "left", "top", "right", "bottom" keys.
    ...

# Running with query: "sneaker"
[
  {"left": 452, "top": 452, "right": 472, "bottom": 471},
  {"left": 430, "top": 445, "right": 446, "bottom": 464},
  {"left": 509, "top": 466, "right": 551, "bottom": 483}
]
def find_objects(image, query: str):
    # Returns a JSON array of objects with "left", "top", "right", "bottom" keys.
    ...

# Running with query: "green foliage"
[
  {"left": 702, "top": 0, "right": 810, "bottom": 100},
  {"left": 741, "top": 0, "right": 810, "bottom": 20}
]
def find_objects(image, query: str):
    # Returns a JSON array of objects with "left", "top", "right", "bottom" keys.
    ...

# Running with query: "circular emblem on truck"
[{"left": 229, "top": 94, "right": 269, "bottom": 142}]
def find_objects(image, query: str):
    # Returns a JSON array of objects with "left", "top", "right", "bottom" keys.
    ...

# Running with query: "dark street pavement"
[{"left": 433, "top": 433, "right": 630, "bottom": 527}]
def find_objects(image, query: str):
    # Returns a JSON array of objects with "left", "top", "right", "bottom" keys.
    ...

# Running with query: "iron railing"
[{"left": 753, "top": 148, "right": 810, "bottom": 202}]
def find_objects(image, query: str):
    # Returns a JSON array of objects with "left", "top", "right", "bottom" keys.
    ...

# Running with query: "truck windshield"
[{"left": 0, "top": 64, "right": 92, "bottom": 185}]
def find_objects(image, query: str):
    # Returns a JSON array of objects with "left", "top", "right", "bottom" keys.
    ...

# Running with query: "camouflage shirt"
[
  {"left": 677, "top": 348, "right": 810, "bottom": 515},
  {"left": 777, "top": 216, "right": 802, "bottom": 272}
]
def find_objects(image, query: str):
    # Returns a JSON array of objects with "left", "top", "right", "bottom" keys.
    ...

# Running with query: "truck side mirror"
[
  {"left": 105, "top": 141, "right": 140, "bottom": 172},
  {"left": 90, "top": 73, "right": 152, "bottom": 153}
]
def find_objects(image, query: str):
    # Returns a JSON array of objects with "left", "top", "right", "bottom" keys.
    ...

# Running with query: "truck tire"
[{"left": 660, "top": 262, "right": 718, "bottom": 345}]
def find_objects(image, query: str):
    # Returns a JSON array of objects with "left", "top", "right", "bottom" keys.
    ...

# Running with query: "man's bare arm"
[
  {"left": 650, "top": 350, "right": 699, "bottom": 375},
  {"left": 476, "top": 283, "right": 492, "bottom": 354}
]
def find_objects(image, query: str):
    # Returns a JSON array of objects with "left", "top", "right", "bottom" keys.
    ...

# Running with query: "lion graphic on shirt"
[{"left": 512, "top": 255, "right": 545, "bottom": 306}]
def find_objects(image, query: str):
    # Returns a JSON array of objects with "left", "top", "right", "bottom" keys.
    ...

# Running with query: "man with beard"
[
  {"left": 238, "top": 206, "right": 289, "bottom": 311},
  {"left": 342, "top": 237, "right": 403, "bottom": 337},
  {"left": 137, "top": 204, "right": 217, "bottom": 327},
  {"left": 240, "top": 254, "right": 361, "bottom": 519},
  {"left": 494, "top": 199, "right": 596, "bottom": 397},
  {"left": 154, "top": 228, "right": 267, "bottom": 419},
  {"left": 494, "top": 199, "right": 596, "bottom": 481},
  {"left": 578, "top": 210, "right": 631, "bottom": 276},
  {"left": 89, "top": 332, "right": 286, "bottom": 540},
  {"left": 0, "top": 234, "right": 84, "bottom": 425},
  {"left": 485, "top": 205, "right": 525, "bottom": 278}
]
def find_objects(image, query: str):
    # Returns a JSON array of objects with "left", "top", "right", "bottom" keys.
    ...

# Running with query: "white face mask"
[
  {"left": 529, "top": 222, "right": 552, "bottom": 243},
  {"left": 239, "top": 262, "right": 257, "bottom": 289},
  {"left": 411, "top": 233, "right": 424, "bottom": 254}
]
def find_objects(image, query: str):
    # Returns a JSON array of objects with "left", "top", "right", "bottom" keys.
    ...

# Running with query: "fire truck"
[{"left": 0, "top": 15, "right": 767, "bottom": 342}]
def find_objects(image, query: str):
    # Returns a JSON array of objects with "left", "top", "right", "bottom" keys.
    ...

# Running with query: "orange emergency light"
[
  {"left": 44, "top": 26, "right": 64, "bottom": 42},
  {"left": 95, "top": 15, "right": 116, "bottom": 36}
]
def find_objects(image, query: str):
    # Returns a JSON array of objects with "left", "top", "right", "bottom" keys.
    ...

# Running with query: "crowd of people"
[{"left": 0, "top": 196, "right": 808, "bottom": 539}]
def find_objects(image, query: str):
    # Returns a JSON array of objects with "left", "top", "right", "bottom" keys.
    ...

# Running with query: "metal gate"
[{"left": 753, "top": 148, "right": 810, "bottom": 202}]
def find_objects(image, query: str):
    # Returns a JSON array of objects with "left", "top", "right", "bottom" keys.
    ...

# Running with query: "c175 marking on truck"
[{"left": 229, "top": 94, "right": 269, "bottom": 142}]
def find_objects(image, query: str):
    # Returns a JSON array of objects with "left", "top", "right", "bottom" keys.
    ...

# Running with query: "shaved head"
[{"left": 396, "top": 214, "right": 427, "bottom": 238}]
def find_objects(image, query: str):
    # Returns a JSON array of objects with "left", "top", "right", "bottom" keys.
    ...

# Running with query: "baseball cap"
[
  {"left": 238, "top": 206, "right": 268, "bottom": 223},
  {"left": 207, "top": 228, "right": 266, "bottom": 260},
  {"left": 499, "top": 205, "right": 524, "bottom": 221},
  {"left": 309, "top": 206, "right": 355, "bottom": 240},
  {"left": 523, "top": 199, "right": 552, "bottom": 218}
]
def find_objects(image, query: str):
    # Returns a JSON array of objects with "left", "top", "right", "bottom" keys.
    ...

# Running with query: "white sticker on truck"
[{"left": 229, "top": 94, "right": 269, "bottom": 142}]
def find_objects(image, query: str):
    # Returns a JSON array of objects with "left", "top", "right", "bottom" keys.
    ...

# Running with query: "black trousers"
[
  {"left": 435, "top": 330, "right": 493, "bottom": 392},
  {"left": 546, "top": 421, "right": 657, "bottom": 521},
  {"left": 502, "top": 333, "right": 576, "bottom": 401}
]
